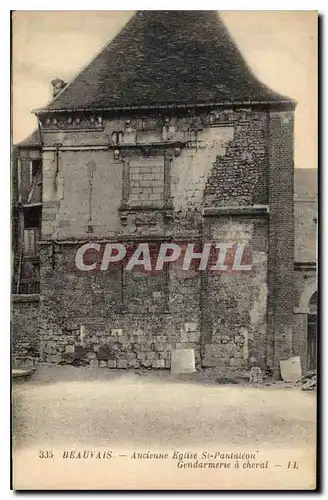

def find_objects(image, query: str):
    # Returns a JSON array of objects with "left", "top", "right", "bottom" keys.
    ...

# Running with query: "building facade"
[
  {"left": 12, "top": 11, "right": 316, "bottom": 374},
  {"left": 12, "top": 129, "right": 42, "bottom": 359},
  {"left": 293, "top": 170, "right": 318, "bottom": 373}
]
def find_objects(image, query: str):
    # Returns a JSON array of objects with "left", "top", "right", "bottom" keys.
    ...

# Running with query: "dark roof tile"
[{"left": 15, "top": 128, "right": 41, "bottom": 148}]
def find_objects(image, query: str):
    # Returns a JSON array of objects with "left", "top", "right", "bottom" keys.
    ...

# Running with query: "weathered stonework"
[
  {"left": 266, "top": 110, "right": 295, "bottom": 374},
  {"left": 201, "top": 217, "right": 268, "bottom": 368},
  {"left": 39, "top": 110, "right": 263, "bottom": 240},
  {"left": 128, "top": 157, "right": 165, "bottom": 207},
  {"left": 203, "top": 111, "right": 268, "bottom": 207},
  {"left": 293, "top": 270, "right": 317, "bottom": 372},
  {"left": 30, "top": 105, "right": 295, "bottom": 372},
  {"left": 39, "top": 241, "right": 202, "bottom": 368},
  {"left": 13, "top": 11, "right": 315, "bottom": 376},
  {"left": 11, "top": 296, "right": 40, "bottom": 359}
]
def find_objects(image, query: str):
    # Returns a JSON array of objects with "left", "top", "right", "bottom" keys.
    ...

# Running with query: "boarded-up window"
[{"left": 127, "top": 156, "right": 165, "bottom": 208}]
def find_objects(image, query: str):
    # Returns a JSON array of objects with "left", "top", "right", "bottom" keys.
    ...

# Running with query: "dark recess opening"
[
  {"left": 24, "top": 206, "right": 41, "bottom": 229},
  {"left": 32, "top": 159, "right": 42, "bottom": 178}
]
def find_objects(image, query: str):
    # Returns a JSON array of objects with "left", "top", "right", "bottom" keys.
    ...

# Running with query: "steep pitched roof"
[{"left": 38, "top": 11, "right": 293, "bottom": 113}]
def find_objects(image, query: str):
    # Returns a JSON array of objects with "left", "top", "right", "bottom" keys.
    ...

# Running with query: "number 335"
[{"left": 38, "top": 450, "right": 54, "bottom": 459}]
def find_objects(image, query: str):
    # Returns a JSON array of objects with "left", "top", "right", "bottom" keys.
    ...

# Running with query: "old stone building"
[
  {"left": 12, "top": 11, "right": 317, "bottom": 374},
  {"left": 12, "top": 129, "right": 42, "bottom": 359}
]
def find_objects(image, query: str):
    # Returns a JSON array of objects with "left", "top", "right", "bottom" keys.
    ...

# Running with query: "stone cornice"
[
  {"left": 203, "top": 205, "right": 269, "bottom": 217},
  {"left": 38, "top": 234, "right": 203, "bottom": 245},
  {"left": 12, "top": 294, "right": 40, "bottom": 302},
  {"left": 33, "top": 99, "right": 296, "bottom": 116},
  {"left": 294, "top": 262, "right": 317, "bottom": 271}
]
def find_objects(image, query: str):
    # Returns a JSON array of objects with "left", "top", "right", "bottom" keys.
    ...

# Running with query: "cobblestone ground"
[{"left": 12, "top": 364, "right": 316, "bottom": 490}]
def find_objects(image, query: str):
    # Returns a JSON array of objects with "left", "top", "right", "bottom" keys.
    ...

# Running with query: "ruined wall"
[
  {"left": 37, "top": 107, "right": 292, "bottom": 369},
  {"left": 11, "top": 297, "right": 40, "bottom": 359},
  {"left": 201, "top": 217, "right": 268, "bottom": 368},
  {"left": 38, "top": 108, "right": 241, "bottom": 240},
  {"left": 39, "top": 244, "right": 202, "bottom": 368}
]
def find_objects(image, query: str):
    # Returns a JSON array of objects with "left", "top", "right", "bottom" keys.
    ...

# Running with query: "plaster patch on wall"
[
  {"left": 197, "top": 126, "right": 234, "bottom": 147},
  {"left": 210, "top": 220, "right": 254, "bottom": 243}
]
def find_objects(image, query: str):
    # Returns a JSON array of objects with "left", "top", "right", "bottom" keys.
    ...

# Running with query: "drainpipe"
[{"left": 54, "top": 142, "right": 62, "bottom": 191}]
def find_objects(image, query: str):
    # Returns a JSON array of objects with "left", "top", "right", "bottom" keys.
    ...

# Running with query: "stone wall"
[
  {"left": 42, "top": 150, "right": 123, "bottom": 239},
  {"left": 204, "top": 110, "right": 268, "bottom": 206},
  {"left": 128, "top": 156, "right": 165, "bottom": 207},
  {"left": 201, "top": 217, "right": 268, "bottom": 368},
  {"left": 34, "top": 105, "right": 295, "bottom": 370},
  {"left": 266, "top": 110, "right": 295, "bottom": 373},
  {"left": 294, "top": 200, "right": 318, "bottom": 262},
  {"left": 293, "top": 312, "right": 308, "bottom": 373},
  {"left": 11, "top": 297, "right": 40, "bottom": 359},
  {"left": 39, "top": 109, "right": 251, "bottom": 241},
  {"left": 293, "top": 269, "right": 317, "bottom": 372},
  {"left": 39, "top": 243, "right": 202, "bottom": 368},
  {"left": 39, "top": 228, "right": 271, "bottom": 369}
]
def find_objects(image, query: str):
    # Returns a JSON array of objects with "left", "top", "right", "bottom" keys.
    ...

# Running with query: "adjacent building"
[{"left": 293, "top": 169, "right": 317, "bottom": 372}]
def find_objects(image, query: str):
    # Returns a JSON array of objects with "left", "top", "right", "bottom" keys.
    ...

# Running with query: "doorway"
[{"left": 307, "top": 291, "right": 317, "bottom": 371}]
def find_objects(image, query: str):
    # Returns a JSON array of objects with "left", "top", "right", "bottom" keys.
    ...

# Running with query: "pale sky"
[{"left": 12, "top": 11, "right": 317, "bottom": 168}]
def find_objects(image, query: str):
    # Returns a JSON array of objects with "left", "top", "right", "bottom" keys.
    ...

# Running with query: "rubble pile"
[{"left": 300, "top": 369, "right": 317, "bottom": 391}]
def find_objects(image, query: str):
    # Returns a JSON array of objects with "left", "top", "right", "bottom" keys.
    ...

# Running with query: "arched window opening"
[{"left": 309, "top": 291, "right": 317, "bottom": 314}]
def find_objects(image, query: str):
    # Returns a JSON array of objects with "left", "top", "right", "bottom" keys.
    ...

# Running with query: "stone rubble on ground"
[
  {"left": 299, "top": 370, "right": 317, "bottom": 391},
  {"left": 249, "top": 366, "right": 263, "bottom": 384}
]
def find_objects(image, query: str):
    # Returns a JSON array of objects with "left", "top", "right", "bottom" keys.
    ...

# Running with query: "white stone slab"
[
  {"left": 280, "top": 356, "right": 302, "bottom": 383},
  {"left": 171, "top": 349, "right": 196, "bottom": 374}
]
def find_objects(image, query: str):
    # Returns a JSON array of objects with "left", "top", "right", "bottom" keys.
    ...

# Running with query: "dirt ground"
[{"left": 12, "top": 364, "right": 317, "bottom": 490}]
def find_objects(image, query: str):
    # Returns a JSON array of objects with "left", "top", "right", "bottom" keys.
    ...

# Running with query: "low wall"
[{"left": 11, "top": 295, "right": 40, "bottom": 359}]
